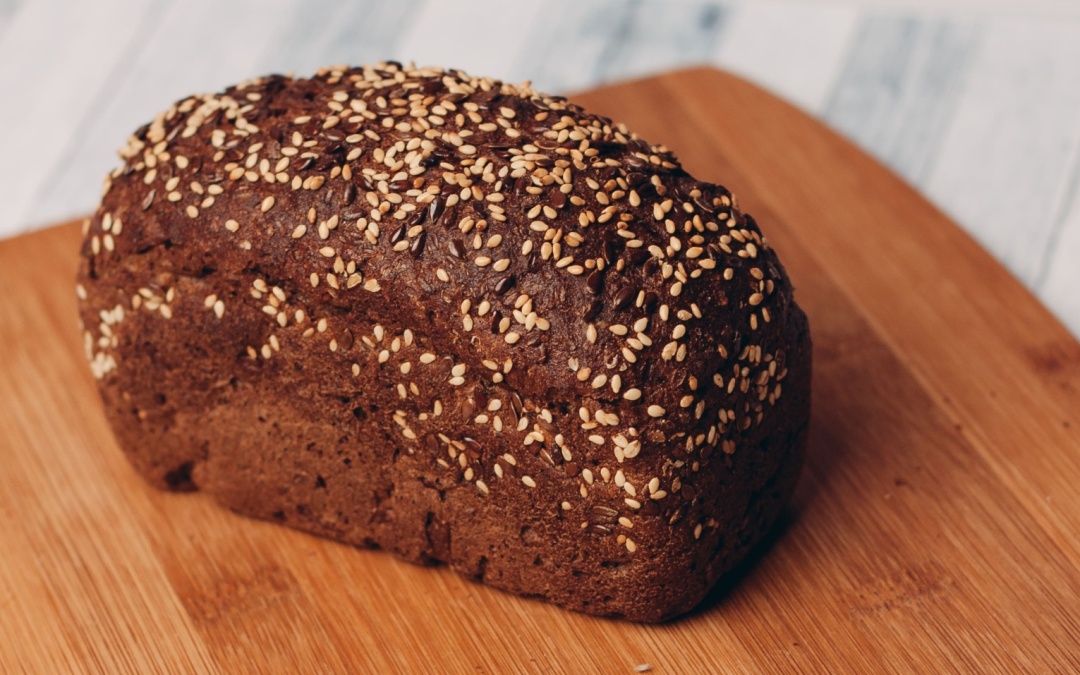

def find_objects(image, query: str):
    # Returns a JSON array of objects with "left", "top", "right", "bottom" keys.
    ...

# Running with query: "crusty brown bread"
[{"left": 76, "top": 62, "right": 811, "bottom": 622}]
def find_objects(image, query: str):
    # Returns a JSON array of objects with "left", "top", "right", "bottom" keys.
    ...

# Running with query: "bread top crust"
[{"left": 81, "top": 62, "right": 801, "bottom": 549}]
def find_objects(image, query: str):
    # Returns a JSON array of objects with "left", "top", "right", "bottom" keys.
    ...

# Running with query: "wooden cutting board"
[{"left": 2, "top": 68, "right": 1078, "bottom": 673}]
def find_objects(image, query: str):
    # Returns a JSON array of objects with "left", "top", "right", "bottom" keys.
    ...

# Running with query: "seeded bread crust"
[{"left": 76, "top": 63, "right": 811, "bottom": 622}]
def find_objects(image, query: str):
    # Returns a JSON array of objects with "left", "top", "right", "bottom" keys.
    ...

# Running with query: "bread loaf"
[{"left": 76, "top": 62, "right": 811, "bottom": 622}]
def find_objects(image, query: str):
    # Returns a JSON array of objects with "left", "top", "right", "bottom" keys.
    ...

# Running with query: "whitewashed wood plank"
[
  {"left": 503, "top": 0, "right": 636, "bottom": 94},
  {"left": 1036, "top": 147, "right": 1080, "bottom": 338},
  {"left": 503, "top": 0, "right": 729, "bottom": 95},
  {"left": 255, "top": 0, "right": 424, "bottom": 77},
  {"left": 711, "top": 1, "right": 859, "bottom": 114},
  {"left": 589, "top": 1, "right": 728, "bottom": 83},
  {"left": 24, "top": 0, "right": 297, "bottom": 228},
  {"left": 822, "top": 15, "right": 981, "bottom": 183},
  {"left": 779, "top": 0, "right": 1080, "bottom": 21},
  {"left": 923, "top": 19, "right": 1080, "bottom": 286},
  {"left": 0, "top": 0, "right": 154, "bottom": 236},
  {"left": 0, "top": 0, "right": 25, "bottom": 39},
  {"left": 396, "top": 0, "right": 546, "bottom": 84}
]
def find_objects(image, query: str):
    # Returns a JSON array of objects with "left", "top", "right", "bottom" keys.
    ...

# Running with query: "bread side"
[{"left": 76, "top": 63, "right": 811, "bottom": 621}]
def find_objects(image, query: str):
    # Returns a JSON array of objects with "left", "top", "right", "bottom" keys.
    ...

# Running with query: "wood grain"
[{"left": 2, "top": 68, "right": 1078, "bottom": 673}]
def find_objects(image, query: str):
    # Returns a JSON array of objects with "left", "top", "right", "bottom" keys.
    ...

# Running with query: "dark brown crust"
[{"left": 76, "top": 63, "right": 811, "bottom": 622}]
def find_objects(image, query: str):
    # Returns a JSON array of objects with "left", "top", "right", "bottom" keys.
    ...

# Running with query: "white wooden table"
[{"left": 2, "top": 0, "right": 1078, "bottom": 337}]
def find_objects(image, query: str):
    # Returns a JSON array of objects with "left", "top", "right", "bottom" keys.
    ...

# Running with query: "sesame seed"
[
  {"left": 521, "top": 476, "right": 536, "bottom": 488},
  {"left": 624, "top": 388, "right": 642, "bottom": 401},
  {"left": 261, "top": 196, "right": 275, "bottom": 212},
  {"left": 504, "top": 332, "right": 521, "bottom": 344},
  {"left": 647, "top": 405, "right": 666, "bottom": 417}
]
